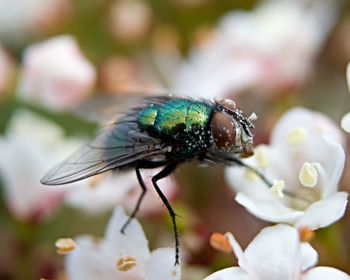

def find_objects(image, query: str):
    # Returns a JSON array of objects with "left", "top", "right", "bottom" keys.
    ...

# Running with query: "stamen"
[
  {"left": 299, "top": 162, "right": 318, "bottom": 188},
  {"left": 287, "top": 126, "right": 308, "bottom": 146},
  {"left": 255, "top": 145, "right": 268, "bottom": 168},
  {"left": 244, "top": 169, "right": 259, "bottom": 182},
  {"left": 269, "top": 179, "right": 285, "bottom": 198},
  {"left": 116, "top": 256, "right": 137, "bottom": 272},
  {"left": 209, "top": 232, "right": 232, "bottom": 253},
  {"left": 55, "top": 238, "right": 76, "bottom": 254},
  {"left": 299, "top": 227, "right": 315, "bottom": 242},
  {"left": 89, "top": 174, "right": 105, "bottom": 188}
]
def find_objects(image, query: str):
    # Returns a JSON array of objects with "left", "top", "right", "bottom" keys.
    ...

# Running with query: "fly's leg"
[
  {"left": 151, "top": 163, "right": 180, "bottom": 265},
  {"left": 227, "top": 156, "right": 310, "bottom": 202},
  {"left": 225, "top": 156, "right": 273, "bottom": 186},
  {"left": 237, "top": 160, "right": 272, "bottom": 187},
  {"left": 120, "top": 167, "right": 146, "bottom": 234}
]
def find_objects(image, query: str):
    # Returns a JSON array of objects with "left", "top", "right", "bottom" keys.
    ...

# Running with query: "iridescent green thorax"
[
  {"left": 139, "top": 106, "right": 158, "bottom": 127},
  {"left": 138, "top": 99, "right": 213, "bottom": 154}
]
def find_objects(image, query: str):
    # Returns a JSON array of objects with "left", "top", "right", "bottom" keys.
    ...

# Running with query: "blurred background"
[{"left": 0, "top": 0, "right": 350, "bottom": 279}]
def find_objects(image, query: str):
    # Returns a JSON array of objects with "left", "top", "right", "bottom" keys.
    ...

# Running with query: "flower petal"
[
  {"left": 146, "top": 248, "right": 180, "bottom": 280},
  {"left": 65, "top": 172, "right": 137, "bottom": 215},
  {"left": 340, "top": 112, "right": 350, "bottom": 133},
  {"left": 320, "top": 135, "right": 345, "bottom": 197},
  {"left": 271, "top": 108, "right": 343, "bottom": 147},
  {"left": 243, "top": 224, "right": 301, "bottom": 280},
  {"left": 300, "top": 243, "right": 318, "bottom": 271},
  {"left": 224, "top": 233, "right": 250, "bottom": 273},
  {"left": 66, "top": 236, "right": 120, "bottom": 280},
  {"left": 0, "top": 135, "right": 64, "bottom": 221},
  {"left": 103, "top": 206, "right": 150, "bottom": 264},
  {"left": 302, "top": 267, "right": 350, "bottom": 280},
  {"left": 295, "top": 192, "right": 348, "bottom": 230},
  {"left": 236, "top": 192, "right": 304, "bottom": 224},
  {"left": 203, "top": 267, "right": 250, "bottom": 280},
  {"left": 19, "top": 35, "right": 96, "bottom": 111}
]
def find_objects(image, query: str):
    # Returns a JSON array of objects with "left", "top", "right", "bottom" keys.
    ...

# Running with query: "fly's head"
[{"left": 210, "top": 99, "right": 257, "bottom": 158}]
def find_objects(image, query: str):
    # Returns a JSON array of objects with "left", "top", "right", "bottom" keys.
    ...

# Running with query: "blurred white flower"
[
  {"left": 65, "top": 206, "right": 181, "bottom": 280},
  {"left": 65, "top": 169, "right": 177, "bottom": 217},
  {"left": 173, "top": 0, "right": 338, "bottom": 99},
  {"left": 18, "top": 35, "right": 96, "bottom": 111},
  {"left": 204, "top": 224, "right": 350, "bottom": 280},
  {"left": 0, "top": 44, "right": 15, "bottom": 96},
  {"left": 65, "top": 173, "right": 136, "bottom": 215},
  {"left": 109, "top": 0, "right": 152, "bottom": 43},
  {"left": 340, "top": 62, "right": 350, "bottom": 133},
  {"left": 0, "top": 110, "right": 82, "bottom": 222},
  {"left": 0, "top": 0, "right": 71, "bottom": 45},
  {"left": 226, "top": 107, "right": 348, "bottom": 230}
]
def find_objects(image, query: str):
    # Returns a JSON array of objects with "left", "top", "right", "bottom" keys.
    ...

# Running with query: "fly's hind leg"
[
  {"left": 150, "top": 163, "right": 180, "bottom": 265},
  {"left": 120, "top": 160, "right": 169, "bottom": 233},
  {"left": 120, "top": 166, "right": 146, "bottom": 234}
]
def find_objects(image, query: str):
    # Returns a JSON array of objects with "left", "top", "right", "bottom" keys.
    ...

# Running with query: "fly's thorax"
[
  {"left": 210, "top": 99, "right": 256, "bottom": 157},
  {"left": 137, "top": 99, "right": 214, "bottom": 157},
  {"left": 138, "top": 99, "right": 212, "bottom": 137}
]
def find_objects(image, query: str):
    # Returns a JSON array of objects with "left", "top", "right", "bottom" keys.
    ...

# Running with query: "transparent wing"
[
  {"left": 41, "top": 120, "right": 163, "bottom": 185},
  {"left": 75, "top": 95, "right": 172, "bottom": 124}
]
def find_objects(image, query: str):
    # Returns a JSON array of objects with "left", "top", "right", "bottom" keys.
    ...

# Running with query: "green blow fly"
[{"left": 41, "top": 96, "right": 270, "bottom": 265}]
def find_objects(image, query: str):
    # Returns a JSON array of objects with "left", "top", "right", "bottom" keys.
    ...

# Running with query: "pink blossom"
[
  {"left": 18, "top": 35, "right": 96, "bottom": 111},
  {"left": 173, "top": 0, "right": 338, "bottom": 99},
  {"left": 0, "top": 110, "right": 70, "bottom": 222}
]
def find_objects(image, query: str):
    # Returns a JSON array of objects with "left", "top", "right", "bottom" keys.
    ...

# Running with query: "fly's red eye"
[{"left": 211, "top": 112, "right": 236, "bottom": 149}]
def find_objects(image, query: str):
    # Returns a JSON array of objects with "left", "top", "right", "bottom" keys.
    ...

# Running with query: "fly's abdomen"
[{"left": 139, "top": 99, "right": 213, "bottom": 153}]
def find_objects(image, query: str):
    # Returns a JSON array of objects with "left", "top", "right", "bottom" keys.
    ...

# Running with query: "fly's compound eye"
[{"left": 211, "top": 112, "right": 236, "bottom": 149}]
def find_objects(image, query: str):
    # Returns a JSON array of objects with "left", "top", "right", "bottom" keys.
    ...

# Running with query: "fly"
[{"left": 41, "top": 96, "right": 270, "bottom": 265}]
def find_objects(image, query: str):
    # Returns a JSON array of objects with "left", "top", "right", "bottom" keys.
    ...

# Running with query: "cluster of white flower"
[
  {"left": 205, "top": 225, "right": 350, "bottom": 280},
  {"left": 205, "top": 106, "right": 350, "bottom": 279},
  {"left": 63, "top": 207, "right": 181, "bottom": 280}
]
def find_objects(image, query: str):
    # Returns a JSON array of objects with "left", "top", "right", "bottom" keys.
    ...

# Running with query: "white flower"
[
  {"left": 0, "top": 0, "right": 71, "bottom": 44},
  {"left": 341, "top": 62, "right": 350, "bottom": 133},
  {"left": 0, "top": 109, "right": 82, "bottom": 222},
  {"left": 172, "top": 0, "right": 338, "bottom": 99},
  {"left": 204, "top": 224, "right": 350, "bottom": 280},
  {"left": 65, "top": 206, "right": 181, "bottom": 280},
  {"left": 18, "top": 35, "right": 96, "bottom": 111},
  {"left": 65, "top": 169, "right": 177, "bottom": 216},
  {"left": 226, "top": 107, "right": 348, "bottom": 230},
  {"left": 65, "top": 172, "right": 137, "bottom": 215}
]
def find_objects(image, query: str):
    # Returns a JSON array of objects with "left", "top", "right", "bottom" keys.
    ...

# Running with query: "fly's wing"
[
  {"left": 41, "top": 104, "right": 166, "bottom": 185},
  {"left": 75, "top": 95, "right": 172, "bottom": 124}
]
